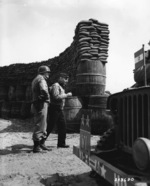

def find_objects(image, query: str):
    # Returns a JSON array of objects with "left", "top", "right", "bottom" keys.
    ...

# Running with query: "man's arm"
[
  {"left": 51, "top": 84, "right": 72, "bottom": 100},
  {"left": 39, "top": 79, "right": 50, "bottom": 102}
]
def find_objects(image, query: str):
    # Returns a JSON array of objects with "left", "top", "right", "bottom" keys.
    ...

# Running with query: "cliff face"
[{"left": 0, "top": 18, "right": 110, "bottom": 121}]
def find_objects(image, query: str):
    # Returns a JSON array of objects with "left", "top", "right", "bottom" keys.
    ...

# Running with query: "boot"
[
  {"left": 33, "top": 141, "right": 43, "bottom": 153},
  {"left": 57, "top": 144, "right": 69, "bottom": 148},
  {"left": 40, "top": 138, "right": 52, "bottom": 151},
  {"left": 57, "top": 144, "right": 70, "bottom": 148}
]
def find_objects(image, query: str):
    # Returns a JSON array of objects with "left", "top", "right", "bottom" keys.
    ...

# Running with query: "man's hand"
[{"left": 67, "top": 92, "right": 72, "bottom": 97}]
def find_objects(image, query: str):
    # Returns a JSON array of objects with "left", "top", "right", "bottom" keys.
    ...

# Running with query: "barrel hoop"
[
  {"left": 64, "top": 107, "right": 82, "bottom": 110},
  {"left": 88, "top": 105, "right": 106, "bottom": 108},
  {"left": 90, "top": 95, "right": 108, "bottom": 98},
  {"left": 76, "top": 73, "right": 106, "bottom": 77},
  {"left": 76, "top": 82, "right": 106, "bottom": 85}
]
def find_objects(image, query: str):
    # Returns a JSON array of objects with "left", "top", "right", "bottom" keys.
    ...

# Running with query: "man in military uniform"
[
  {"left": 31, "top": 65, "right": 51, "bottom": 153},
  {"left": 44, "top": 73, "right": 72, "bottom": 148}
]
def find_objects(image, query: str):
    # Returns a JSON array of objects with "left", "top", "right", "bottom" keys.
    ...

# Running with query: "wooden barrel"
[
  {"left": 1, "top": 101, "right": 11, "bottom": 119},
  {"left": 0, "top": 101, "right": 3, "bottom": 117},
  {"left": 88, "top": 94, "right": 112, "bottom": 135},
  {"left": 88, "top": 94, "right": 108, "bottom": 109},
  {"left": 15, "top": 85, "right": 26, "bottom": 101},
  {"left": 79, "top": 96, "right": 90, "bottom": 109},
  {"left": 11, "top": 101, "right": 22, "bottom": 118},
  {"left": 21, "top": 101, "right": 32, "bottom": 119},
  {"left": 8, "top": 86, "right": 16, "bottom": 101},
  {"left": 88, "top": 94, "right": 108, "bottom": 119},
  {"left": 25, "top": 85, "right": 32, "bottom": 101},
  {"left": 64, "top": 96, "right": 82, "bottom": 133},
  {"left": 133, "top": 137, "right": 150, "bottom": 171},
  {"left": 76, "top": 60, "right": 106, "bottom": 96},
  {"left": 0, "top": 86, "right": 8, "bottom": 101}
]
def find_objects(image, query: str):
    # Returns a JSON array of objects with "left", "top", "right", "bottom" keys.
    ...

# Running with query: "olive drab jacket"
[{"left": 32, "top": 74, "right": 50, "bottom": 103}]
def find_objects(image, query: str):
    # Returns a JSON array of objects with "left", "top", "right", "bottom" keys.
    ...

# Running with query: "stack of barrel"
[
  {"left": 75, "top": 19, "right": 110, "bottom": 134},
  {"left": 0, "top": 18, "right": 111, "bottom": 134},
  {"left": 0, "top": 84, "right": 32, "bottom": 119}
]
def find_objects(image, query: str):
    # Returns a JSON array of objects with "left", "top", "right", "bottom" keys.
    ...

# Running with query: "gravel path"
[{"left": 0, "top": 119, "right": 103, "bottom": 186}]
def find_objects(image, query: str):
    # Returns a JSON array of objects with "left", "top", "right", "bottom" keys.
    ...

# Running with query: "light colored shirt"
[{"left": 50, "top": 82, "right": 68, "bottom": 109}]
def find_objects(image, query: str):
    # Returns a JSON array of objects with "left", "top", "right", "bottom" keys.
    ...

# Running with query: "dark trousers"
[{"left": 47, "top": 104, "right": 66, "bottom": 146}]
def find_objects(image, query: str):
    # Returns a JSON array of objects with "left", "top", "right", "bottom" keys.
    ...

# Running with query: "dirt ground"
[{"left": 0, "top": 118, "right": 108, "bottom": 186}]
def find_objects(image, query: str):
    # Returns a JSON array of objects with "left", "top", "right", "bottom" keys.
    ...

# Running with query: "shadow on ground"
[
  {"left": 0, "top": 144, "right": 33, "bottom": 155},
  {"left": 0, "top": 118, "right": 34, "bottom": 133},
  {"left": 40, "top": 172, "right": 111, "bottom": 186}
]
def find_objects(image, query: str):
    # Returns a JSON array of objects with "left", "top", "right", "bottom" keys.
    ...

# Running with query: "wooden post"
[{"left": 143, "top": 44, "right": 147, "bottom": 86}]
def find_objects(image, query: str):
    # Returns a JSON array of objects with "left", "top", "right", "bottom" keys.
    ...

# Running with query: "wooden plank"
[
  {"left": 79, "top": 109, "right": 92, "bottom": 156},
  {"left": 148, "top": 95, "right": 150, "bottom": 138}
]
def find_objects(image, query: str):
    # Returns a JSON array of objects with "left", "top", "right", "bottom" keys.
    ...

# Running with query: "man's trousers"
[
  {"left": 47, "top": 104, "right": 66, "bottom": 146},
  {"left": 32, "top": 101, "right": 49, "bottom": 141}
]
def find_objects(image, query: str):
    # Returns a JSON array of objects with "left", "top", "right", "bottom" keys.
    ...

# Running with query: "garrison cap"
[{"left": 59, "top": 72, "right": 69, "bottom": 78}]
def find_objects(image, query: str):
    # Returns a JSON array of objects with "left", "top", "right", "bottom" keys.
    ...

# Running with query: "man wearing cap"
[
  {"left": 45, "top": 73, "right": 72, "bottom": 148},
  {"left": 31, "top": 65, "right": 51, "bottom": 153}
]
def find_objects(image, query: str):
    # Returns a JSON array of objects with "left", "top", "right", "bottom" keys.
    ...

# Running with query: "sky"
[{"left": 0, "top": 0, "right": 150, "bottom": 93}]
